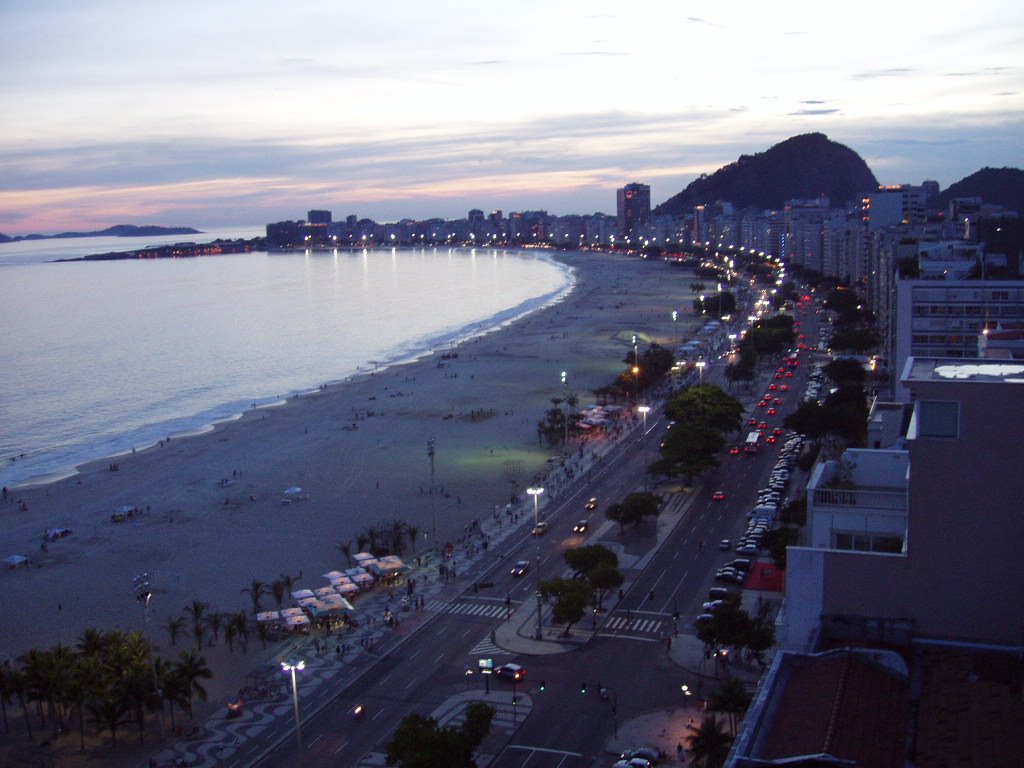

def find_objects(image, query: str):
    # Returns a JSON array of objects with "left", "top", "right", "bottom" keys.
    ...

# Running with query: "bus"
[{"left": 744, "top": 431, "right": 760, "bottom": 454}]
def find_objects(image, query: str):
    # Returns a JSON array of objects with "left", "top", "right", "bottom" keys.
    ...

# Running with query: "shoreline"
[
  {"left": 3, "top": 249, "right": 576, "bottom": 491},
  {"left": 0, "top": 251, "right": 701, "bottom": 670}
]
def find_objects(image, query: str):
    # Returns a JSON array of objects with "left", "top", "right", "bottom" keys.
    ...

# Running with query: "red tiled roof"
[{"left": 759, "top": 652, "right": 908, "bottom": 768}]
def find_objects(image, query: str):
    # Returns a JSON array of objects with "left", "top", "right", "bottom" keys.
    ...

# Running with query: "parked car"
[
  {"left": 718, "top": 539, "right": 731, "bottom": 551},
  {"left": 620, "top": 746, "right": 661, "bottom": 763}
]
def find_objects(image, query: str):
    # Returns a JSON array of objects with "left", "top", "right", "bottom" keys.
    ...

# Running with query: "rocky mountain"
[
  {"left": 654, "top": 133, "right": 879, "bottom": 215},
  {"left": 936, "top": 167, "right": 1024, "bottom": 214},
  {"left": 0, "top": 224, "right": 201, "bottom": 243}
]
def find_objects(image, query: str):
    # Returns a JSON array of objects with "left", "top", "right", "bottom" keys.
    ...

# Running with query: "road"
[{"left": 252, "top": 293, "right": 822, "bottom": 768}]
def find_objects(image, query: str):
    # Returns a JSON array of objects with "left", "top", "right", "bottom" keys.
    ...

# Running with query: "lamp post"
[
  {"left": 526, "top": 486, "right": 544, "bottom": 640},
  {"left": 281, "top": 659, "right": 305, "bottom": 766},
  {"left": 561, "top": 371, "right": 569, "bottom": 451},
  {"left": 527, "top": 487, "right": 543, "bottom": 525},
  {"left": 427, "top": 439, "right": 438, "bottom": 559},
  {"left": 637, "top": 405, "right": 650, "bottom": 490},
  {"left": 672, "top": 310, "right": 678, "bottom": 347},
  {"left": 696, "top": 360, "right": 706, "bottom": 386}
]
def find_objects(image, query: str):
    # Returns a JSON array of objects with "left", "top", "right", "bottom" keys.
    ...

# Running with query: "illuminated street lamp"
[
  {"left": 281, "top": 659, "right": 306, "bottom": 766},
  {"left": 695, "top": 360, "right": 706, "bottom": 386},
  {"left": 527, "top": 487, "right": 544, "bottom": 524},
  {"left": 637, "top": 405, "right": 650, "bottom": 439}
]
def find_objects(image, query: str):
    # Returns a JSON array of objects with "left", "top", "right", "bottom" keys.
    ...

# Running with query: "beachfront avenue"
[{"left": 247, "top": 291, "right": 804, "bottom": 768}]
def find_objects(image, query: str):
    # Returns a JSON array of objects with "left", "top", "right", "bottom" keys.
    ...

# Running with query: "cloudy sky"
[{"left": 1, "top": 0, "right": 1021, "bottom": 234}]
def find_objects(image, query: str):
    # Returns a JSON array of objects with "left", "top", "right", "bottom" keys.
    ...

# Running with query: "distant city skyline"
[{"left": 1, "top": 0, "right": 1022, "bottom": 236}]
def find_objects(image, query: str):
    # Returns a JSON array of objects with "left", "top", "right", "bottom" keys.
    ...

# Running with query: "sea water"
[{"left": 0, "top": 233, "right": 573, "bottom": 487}]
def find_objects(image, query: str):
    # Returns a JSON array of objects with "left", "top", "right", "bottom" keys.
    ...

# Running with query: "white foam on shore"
[{"left": 6, "top": 251, "right": 576, "bottom": 489}]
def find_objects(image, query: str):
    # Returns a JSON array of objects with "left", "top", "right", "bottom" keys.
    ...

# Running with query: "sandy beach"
[{"left": 0, "top": 250, "right": 701, "bottom": 709}]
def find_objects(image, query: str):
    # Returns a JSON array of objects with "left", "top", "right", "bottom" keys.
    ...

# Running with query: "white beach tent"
[
  {"left": 4, "top": 554, "right": 28, "bottom": 568},
  {"left": 284, "top": 487, "right": 303, "bottom": 495},
  {"left": 290, "top": 589, "right": 316, "bottom": 600}
]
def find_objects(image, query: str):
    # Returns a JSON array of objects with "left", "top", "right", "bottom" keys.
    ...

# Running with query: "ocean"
[{"left": 0, "top": 230, "right": 574, "bottom": 487}]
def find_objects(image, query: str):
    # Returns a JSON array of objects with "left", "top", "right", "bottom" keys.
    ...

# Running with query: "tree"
[
  {"left": 241, "top": 579, "right": 268, "bottom": 615},
  {"left": 762, "top": 526, "right": 801, "bottom": 569},
  {"left": 588, "top": 562, "right": 624, "bottom": 611},
  {"left": 824, "top": 358, "right": 867, "bottom": 386},
  {"left": 165, "top": 616, "right": 186, "bottom": 647},
  {"left": 461, "top": 702, "right": 496, "bottom": 749},
  {"left": 686, "top": 714, "right": 734, "bottom": 768},
  {"left": 271, "top": 579, "right": 287, "bottom": 609},
  {"left": 709, "top": 677, "right": 751, "bottom": 733},
  {"left": 386, "top": 713, "right": 475, "bottom": 768},
  {"left": 563, "top": 544, "right": 618, "bottom": 577},
  {"left": 747, "top": 603, "right": 776, "bottom": 666},
  {"left": 665, "top": 385, "right": 744, "bottom": 435},
  {"left": 605, "top": 491, "right": 662, "bottom": 533},
  {"left": 339, "top": 541, "right": 354, "bottom": 568},
  {"left": 173, "top": 650, "right": 212, "bottom": 721},
  {"left": 830, "top": 326, "right": 879, "bottom": 354},
  {"left": 538, "top": 578, "right": 591, "bottom": 636},
  {"left": 651, "top": 422, "right": 723, "bottom": 483}
]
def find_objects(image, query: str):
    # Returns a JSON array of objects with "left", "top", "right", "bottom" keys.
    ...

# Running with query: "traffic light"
[
  {"left": 540, "top": 680, "right": 546, "bottom": 691},
  {"left": 580, "top": 682, "right": 587, "bottom": 694}
]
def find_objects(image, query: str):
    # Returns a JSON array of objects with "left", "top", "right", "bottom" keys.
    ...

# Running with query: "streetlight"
[
  {"left": 561, "top": 371, "right": 569, "bottom": 450},
  {"left": 281, "top": 659, "right": 305, "bottom": 766},
  {"left": 526, "top": 487, "right": 544, "bottom": 525},
  {"left": 696, "top": 360, "right": 706, "bottom": 386},
  {"left": 638, "top": 405, "right": 651, "bottom": 491},
  {"left": 598, "top": 682, "right": 620, "bottom": 738},
  {"left": 526, "top": 486, "right": 545, "bottom": 640},
  {"left": 637, "top": 405, "right": 650, "bottom": 438}
]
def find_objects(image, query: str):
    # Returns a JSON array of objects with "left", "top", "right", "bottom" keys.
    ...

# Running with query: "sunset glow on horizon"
[{"left": 2, "top": 0, "right": 1022, "bottom": 235}]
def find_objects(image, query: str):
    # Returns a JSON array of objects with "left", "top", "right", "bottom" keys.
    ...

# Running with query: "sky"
[{"left": 1, "top": 0, "right": 1022, "bottom": 235}]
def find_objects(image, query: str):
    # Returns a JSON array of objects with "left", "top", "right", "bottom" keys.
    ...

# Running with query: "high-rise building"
[
  {"left": 307, "top": 209, "right": 332, "bottom": 224},
  {"left": 616, "top": 182, "right": 650, "bottom": 237}
]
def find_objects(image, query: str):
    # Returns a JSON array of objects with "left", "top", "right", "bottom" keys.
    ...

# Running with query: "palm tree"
[
  {"left": 206, "top": 612, "right": 224, "bottom": 645},
  {"left": 6, "top": 666, "right": 32, "bottom": 738},
  {"left": 241, "top": 580, "right": 268, "bottom": 615},
  {"left": 339, "top": 541, "right": 353, "bottom": 568},
  {"left": 173, "top": 650, "right": 212, "bottom": 721},
  {"left": 389, "top": 519, "right": 407, "bottom": 555},
  {"left": 708, "top": 676, "right": 751, "bottom": 733},
  {"left": 224, "top": 620, "right": 238, "bottom": 652},
  {"left": 184, "top": 600, "right": 210, "bottom": 650},
  {"left": 255, "top": 621, "right": 271, "bottom": 650},
  {"left": 279, "top": 572, "right": 300, "bottom": 596},
  {"left": 165, "top": 616, "right": 186, "bottom": 647},
  {"left": 116, "top": 659, "right": 156, "bottom": 746},
  {"left": 686, "top": 714, "right": 734, "bottom": 768},
  {"left": 356, "top": 533, "right": 370, "bottom": 553},
  {"left": 406, "top": 526, "right": 420, "bottom": 557},
  {"left": 65, "top": 655, "right": 101, "bottom": 751},
  {"left": 271, "top": 579, "right": 287, "bottom": 609},
  {"left": 0, "top": 663, "right": 12, "bottom": 734},
  {"left": 230, "top": 611, "right": 250, "bottom": 652},
  {"left": 76, "top": 628, "right": 107, "bottom": 658},
  {"left": 85, "top": 680, "right": 131, "bottom": 748}
]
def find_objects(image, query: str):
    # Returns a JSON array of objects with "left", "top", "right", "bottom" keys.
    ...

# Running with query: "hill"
[
  {"left": 0, "top": 224, "right": 202, "bottom": 243},
  {"left": 936, "top": 167, "right": 1024, "bottom": 214},
  {"left": 654, "top": 133, "right": 879, "bottom": 215}
]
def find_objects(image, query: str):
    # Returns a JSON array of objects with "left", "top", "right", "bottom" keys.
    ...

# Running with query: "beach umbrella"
[
  {"left": 4, "top": 554, "right": 28, "bottom": 567},
  {"left": 290, "top": 588, "right": 315, "bottom": 600},
  {"left": 256, "top": 611, "right": 280, "bottom": 623},
  {"left": 284, "top": 487, "right": 302, "bottom": 495},
  {"left": 314, "top": 586, "right": 337, "bottom": 597},
  {"left": 353, "top": 552, "right": 375, "bottom": 563},
  {"left": 322, "top": 570, "right": 347, "bottom": 580}
]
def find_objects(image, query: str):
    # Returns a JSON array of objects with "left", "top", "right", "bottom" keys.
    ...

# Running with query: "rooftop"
[{"left": 903, "top": 357, "right": 1024, "bottom": 385}]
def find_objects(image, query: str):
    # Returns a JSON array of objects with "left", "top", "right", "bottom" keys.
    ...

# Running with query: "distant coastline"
[
  {"left": 0, "top": 223, "right": 202, "bottom": 244},
  {"left": 57, "top": 236, "right": 266, "bottom": 262}
]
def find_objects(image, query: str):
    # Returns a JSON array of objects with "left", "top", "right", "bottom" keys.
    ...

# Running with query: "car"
[
  {"left": 758, "top": 421, "right": 768, "bottom": 430},
  {"left": 768, "top": 383, "right": 777, "bottom": 391},
  {"left": 715, "top": 570, "right": 745, "bottom": 585},
  {"left": 774, "top": 372, "right": 783, "bottom": 379},
  {"left": 767, "top": 408, "right": 777, "bottom": 415},
  {"left": 785, "top": 371, "right": 794, "bottom": 378},
  {"left": 772, "top": 427, "right": 783, "bottom": 436},
  {"left": 737, "top": 544, "right": 759, "bottom": 555},
  {"left": 719, "top": 539, "right": 731, "bottom": 551},
  {"left": 773, "top": 398, "right": 783, "bottom": 405},
  {"left": 620, "top": 747, "right": 660, "bottom": 764},
  {"left": 712, "top": 491, "right": 726, "bottom": 501},
  {"left": 511, "top": 560, "right": 530, "bottom": 577},
  {"left": 758, "top": 399, "right": 769, "bottom": 408},
  {"left": 702, "top": 599, "right": 726, "bottom": 611},
  {"left": 729, "top": 446, "right": 741, "bottom": 455},
  {"left": 748, "top": 417, "right": 758, "bottom": 426},
  {"left": 613, "top": 760, "right": 651, "bottom": 768},
  {"left": 531, "top": 521, "right": 549, "bottom": 536},
  {"left": 708, "top": 587, "right": 733, "bottom": 601},
  {"left": 584, "top": 497, "right": 598, "bottom": 510},
  {"left": 495, "top": 663, "right": 526, "bottom": 681},
  {"left": 729, "top": 558, "right": 753, "bottom": 571},
  {"left": 694, "top": 613, "right": 716, "bottom": 625},
  {"left": 780, "top": 384, "right": 789, "bottom": 391},
  {"left": 765, "top": 435, "right": 776, "bottom": 444},
  {"left": 573, "top": 519, "right": 589, "bottom": 533}
]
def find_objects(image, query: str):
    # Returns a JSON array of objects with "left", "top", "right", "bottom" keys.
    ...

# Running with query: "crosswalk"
[
  {"left": 425, "top": 598, "right": 516, "bottom": 620},
  {"left": 601, "top": 613, "right": 665, "bottom": 636}
]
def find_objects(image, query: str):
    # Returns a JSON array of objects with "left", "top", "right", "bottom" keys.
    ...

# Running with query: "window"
[{"left": 917, "top": 400, "right": 959, "bottom": 438}]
